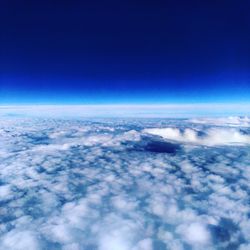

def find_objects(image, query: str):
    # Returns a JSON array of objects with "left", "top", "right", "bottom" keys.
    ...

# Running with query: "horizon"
[{"left": 1, "top": 103, "right": 249, "bottom": 118}]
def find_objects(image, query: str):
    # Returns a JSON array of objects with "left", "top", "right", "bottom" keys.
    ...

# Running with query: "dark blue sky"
[{"left": 1, "top": 0, "right": 250, "bottom": 104}]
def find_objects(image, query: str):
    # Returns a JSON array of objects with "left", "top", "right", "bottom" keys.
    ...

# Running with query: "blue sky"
[
  {"left": 1, "top": 76, "right": 250, "bottom": 104},
  {"left": 1, "top": 0, "right": 250, "bottom": 104}
]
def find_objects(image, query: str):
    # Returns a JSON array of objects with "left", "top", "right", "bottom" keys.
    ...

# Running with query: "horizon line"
[
  {"left": 0, "top": 103, "right": 249, "bottom": 118},
  {"left": 1, "top": 102, "right": 250, "bottom": 107}
]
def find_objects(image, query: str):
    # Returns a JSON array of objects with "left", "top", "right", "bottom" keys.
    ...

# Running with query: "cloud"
[
  {"left": 190, "top": 116, "right": 250, "bottom": 127},
  {"left": 144, "top": 127, "right": 250, "bottom": 146},
  {"left": 0, "top": 114, "right": 249, "bottom": 249},
  {"left": 176, "top": 222, "right": 210, "bottom": 246},
  {"left": 1, "top": 105, "right": 249, "bottom": 118},
  {"left": 0, "top": 185, "right": 12, "bottom": 200},
  {"left": 133, "top": 238, "right": 153, "bottom": 250},
  {"left": 0, "top": 230, "right": 40, "bottom": 250}
]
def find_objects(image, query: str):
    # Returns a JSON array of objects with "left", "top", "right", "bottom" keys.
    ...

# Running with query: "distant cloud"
[
  {"left": 190, "top": 116, "right": 250, "bottom": 127},
  {"left": 144, "top": 126, "right": 250, "bottom": 146},
  {"left": 0, "top": 104, "right": 250, "bottom": 118}
]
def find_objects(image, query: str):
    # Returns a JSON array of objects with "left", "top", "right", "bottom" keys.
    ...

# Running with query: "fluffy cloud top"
[
  {"left": 190, "top": 116, "right": 250, "bottom": 127},
  {"left": 144, "top": 127, "right": 250, "bottom": 146},
  {"left": 0, "top": 116, "right": 249, "bottom": 249}
]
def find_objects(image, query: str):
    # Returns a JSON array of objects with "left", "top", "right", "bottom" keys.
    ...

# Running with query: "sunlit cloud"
[{"left": 0, "top": 112, "right": 249, "bottom": 249}]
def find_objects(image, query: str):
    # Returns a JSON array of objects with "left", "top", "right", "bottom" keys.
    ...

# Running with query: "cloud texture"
[
  {"left": 144, "top": 127, "right": 250, "bottom": 146},
  {"left": 0, "top": 116, "right": 250, "bottom": 249}
]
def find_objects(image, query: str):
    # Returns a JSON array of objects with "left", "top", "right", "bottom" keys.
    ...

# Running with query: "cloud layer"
[
  {"left": 0, "top": 116, "right": 250, "bottom": 249},
  {"left": 144, "top": 127, "right": 250, "bottom": 146}
]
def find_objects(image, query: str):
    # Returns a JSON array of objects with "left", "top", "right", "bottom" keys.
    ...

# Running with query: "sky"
[{"left": 1, "top": 0, "right": 250, "bottom": 104}]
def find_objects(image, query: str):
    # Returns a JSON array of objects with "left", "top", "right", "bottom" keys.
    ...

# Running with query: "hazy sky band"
[{"left": 1, "top": 104, "right": 250, "bottom": 117}]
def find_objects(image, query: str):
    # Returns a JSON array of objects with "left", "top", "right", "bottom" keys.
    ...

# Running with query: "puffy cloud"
[
  {"left": 133, "top": 238, "right": 153, "bottom": 250},
  {"left": 0, "top": 115, "right": 249, "bottom": 249},
  {"left": 190, "top": 116, "right": 250, "bottom": 127},
  {"left": 0, "top": 185, "right": 12, "bottom": 200},
  {"left": 144, "top": 127, "right": 250, "bottom": 146},
  {"left": 0, "top": 230, "right": 40, "bottom": 250},
  {"left": 176, "top": 222, "right": 210, "bottom": 246}
]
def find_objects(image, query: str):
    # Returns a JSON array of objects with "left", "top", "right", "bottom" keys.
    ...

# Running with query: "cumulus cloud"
[
  {"left": 176, "top": 222, "right": 210, "bottom": 246},
  {"left": 190, "top": 116, "right": 250, "bottom": 127},
  {"left": 144, "top": 127, "right": 250, "bottom": 146},
  {"left": 0, "top": 230, "right": 40, "bottom": 250},
  {"left": 0, "top": 115, "right": 249, "bottom": 249},
  {"left": 0, "top": 185, "right": 12, "bottom": 200}
]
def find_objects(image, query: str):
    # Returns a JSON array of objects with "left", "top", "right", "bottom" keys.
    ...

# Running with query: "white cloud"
[
  {"left": 0, "top": 185, "right": 12, "bottom": 200},
  {"left": 240, "top": 244, "right": 250, "bottom": 250},
  {"left": 0, "top": 230, "right": 40, "bottom": 250},
  {"left": 176, "top": 222, "right": 210, "bottom": 245},
  {"left": 190, "top": 116, "right": 250, "bottom": 127},
  {"left": 97, "top": 216, "right": 139, "bottom": 250},
  {"left": 133, "top": 238, "right": 153, "bottom": 250},
  {"left": 99, "top": 233, "right": 130, "bottom": 250},
  {"left": 1, "top": 105, "right": 249, "bottom": 118},
  {"left": 144, "top": 127, "right": 250, "bottom": 146},
  {"left": 0, "top": 114, "right": 249, "bottom": 249}
]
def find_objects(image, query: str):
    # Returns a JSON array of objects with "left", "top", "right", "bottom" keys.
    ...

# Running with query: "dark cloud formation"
[{"left": 0, "top": 117, "right": 250, "bottom": 249}]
